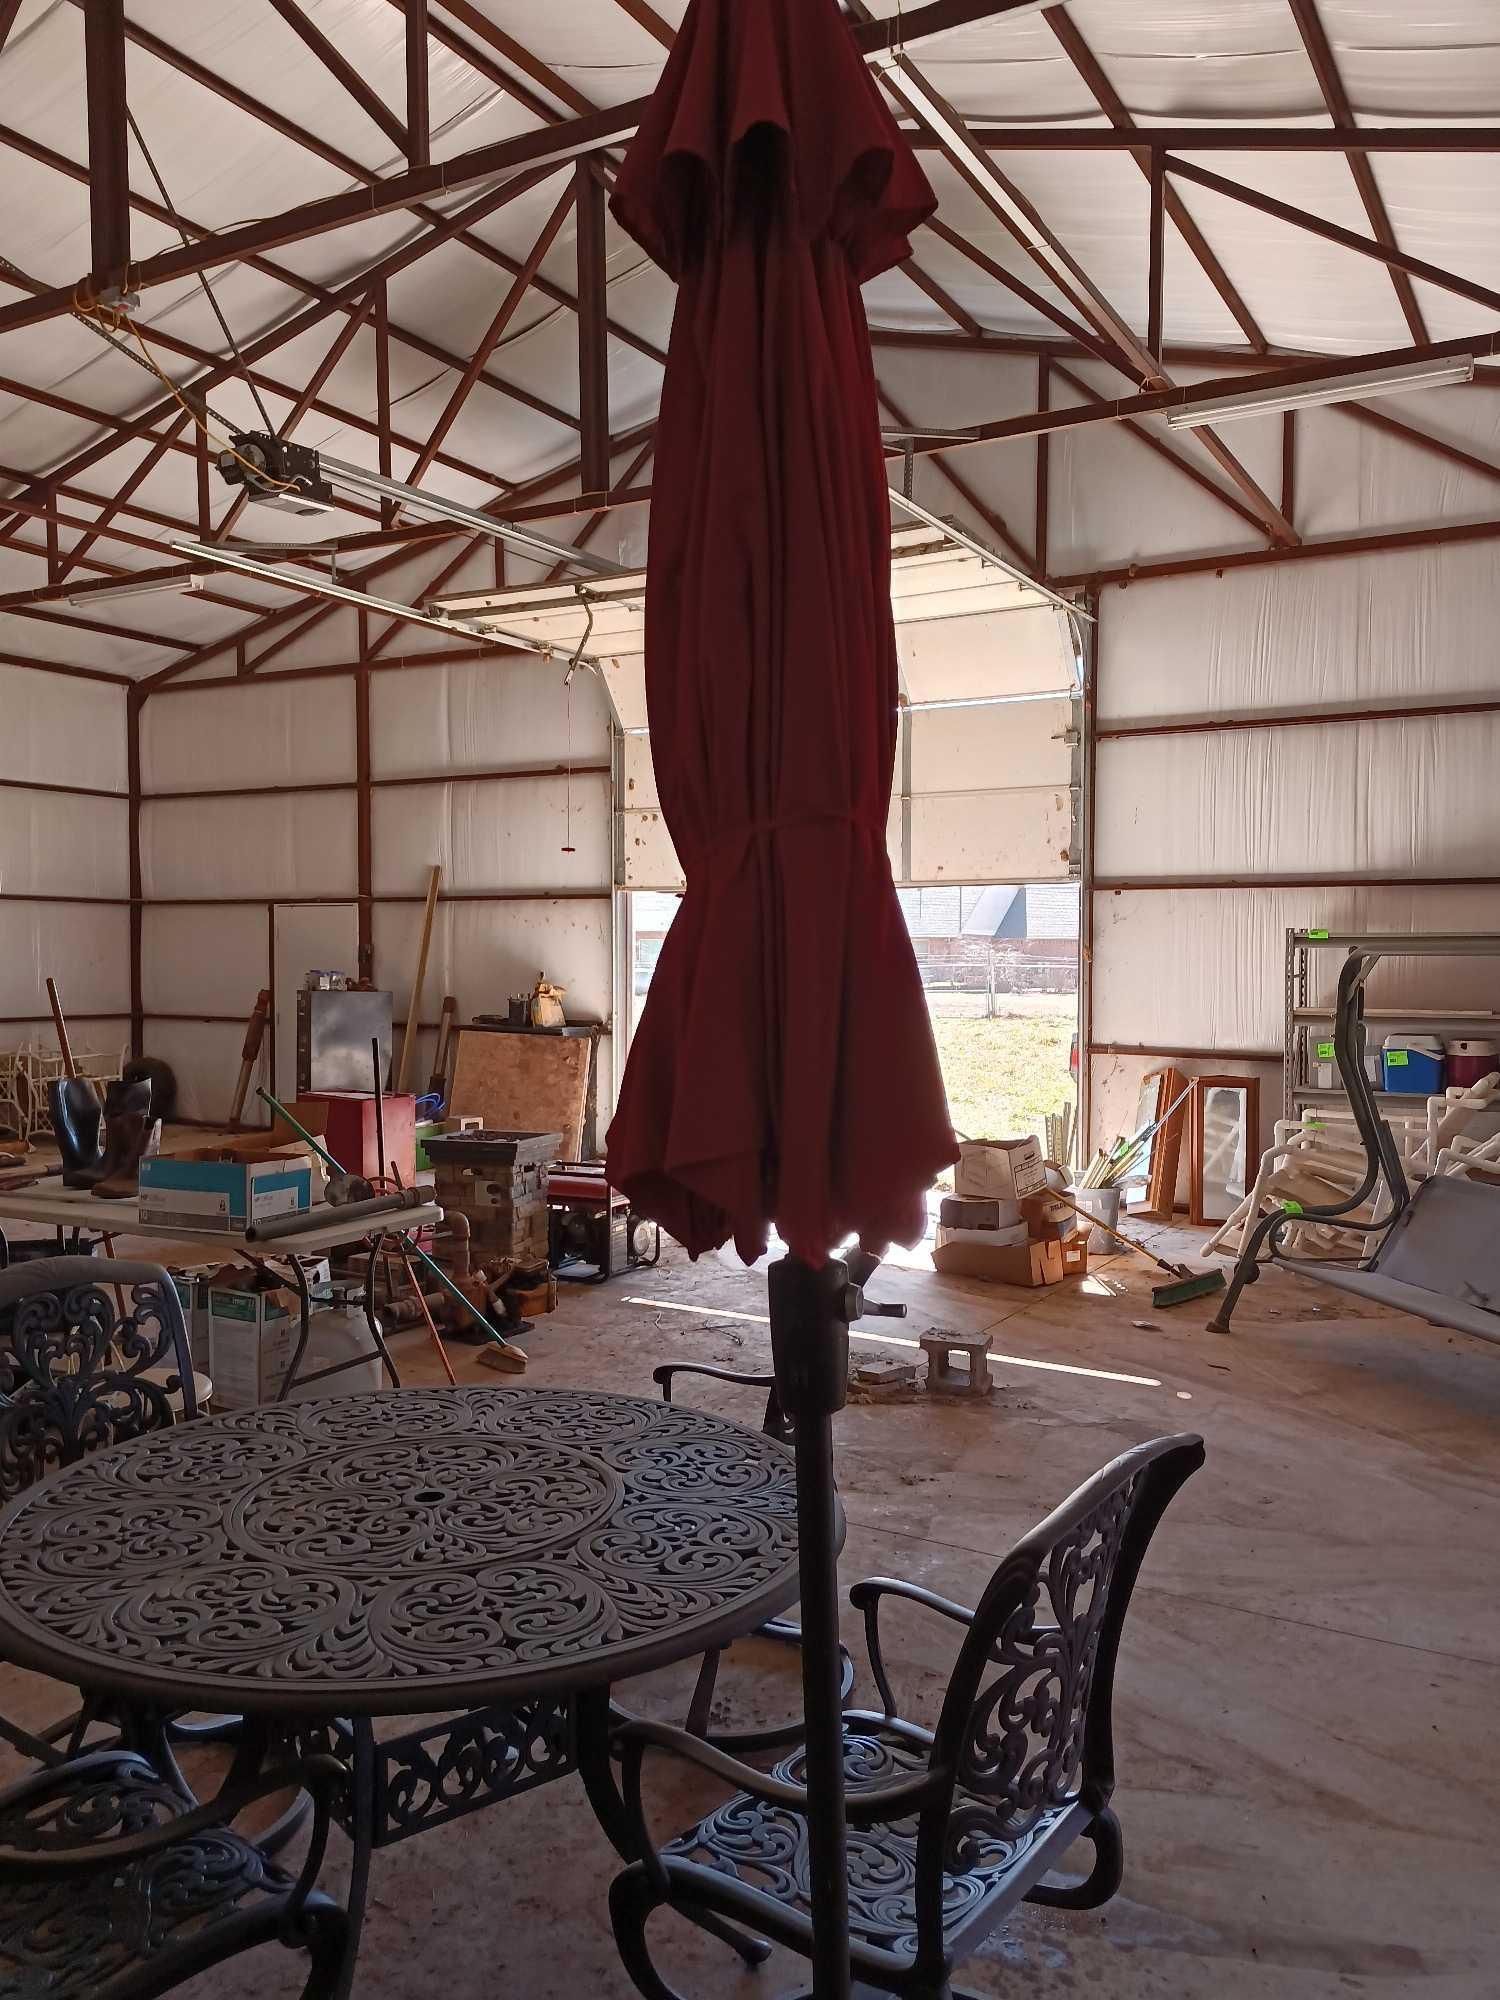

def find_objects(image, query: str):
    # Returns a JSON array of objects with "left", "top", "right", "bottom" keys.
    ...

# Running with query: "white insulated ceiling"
[{"left": 0, "top": 0, "right": 1497, "bottom": 676}]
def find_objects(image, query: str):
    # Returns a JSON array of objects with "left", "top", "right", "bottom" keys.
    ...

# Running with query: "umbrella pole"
[{"left": 768, "top": 1253, "right": 855, "bottom": 2000}]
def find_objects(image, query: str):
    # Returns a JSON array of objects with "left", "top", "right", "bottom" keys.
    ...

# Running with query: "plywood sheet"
[{"left": 447, "top": 1028, "right": 590, "bottom": 1160}]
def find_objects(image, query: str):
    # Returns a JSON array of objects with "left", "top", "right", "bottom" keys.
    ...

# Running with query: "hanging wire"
[
  {"left": 124, "top": 105, "right": 278, "bottom": 434},
  {"left": 560, "top": 599, "right": 597, "bottom": 856}
]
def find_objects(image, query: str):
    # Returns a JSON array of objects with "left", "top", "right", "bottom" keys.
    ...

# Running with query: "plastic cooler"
[{"left": 1381, "top": 1035, "right": 1445, "bottom": 1096}]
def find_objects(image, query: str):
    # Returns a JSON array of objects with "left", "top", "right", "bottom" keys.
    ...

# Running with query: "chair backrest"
[
  {"left": 0, "top": 1258, "right": 196, "bottom": 1504},
  {"left": 921, "top": 1434, "right": 1204, "bottom": 1864}
]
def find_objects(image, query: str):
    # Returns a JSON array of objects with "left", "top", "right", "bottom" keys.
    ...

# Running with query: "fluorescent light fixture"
[
  {"left": 887, "top": 486, "right": 1091, "bottom": 621},
  {"left": 175, "top": 542, "right": 607, "bottom": 671},
  {"left": 63, "top": 573, "right": 203, "bottom": 608},
  {"left": 319, "top": 456, "right": 627, "bottom": 579},
  {"left": 1165, "top": 355, "right": 1475, "bottom": 429}
]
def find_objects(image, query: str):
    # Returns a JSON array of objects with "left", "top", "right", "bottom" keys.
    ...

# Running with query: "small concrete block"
[
  {"left": 854, "top": 1357, "right": 920, "bottom": 1390},
  {"left": 920, "top": 1328, "right": 994, "bottom": 1397}
]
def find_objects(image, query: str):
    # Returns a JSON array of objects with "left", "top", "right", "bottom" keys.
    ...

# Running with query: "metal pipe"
[{"left": 768, "top": 1254, "right": 853, "bottom": 2000}]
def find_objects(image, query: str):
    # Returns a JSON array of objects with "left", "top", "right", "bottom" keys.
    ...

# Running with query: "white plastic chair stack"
[{"left": 1207, "top": 1074, "right": 1500, "bottom": 1263}]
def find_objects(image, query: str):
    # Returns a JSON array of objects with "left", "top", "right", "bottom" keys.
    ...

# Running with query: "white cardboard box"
[
  {"left": 207, "top": 1270, "right": 368, "bottom": 1409},
  {"left": 955, "top": 1137, "right": 1047, "bottom": 1203}
]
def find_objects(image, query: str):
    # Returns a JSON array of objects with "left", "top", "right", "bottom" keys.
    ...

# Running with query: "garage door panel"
[
  {"left": 909, "top": 787, "right": 1075, "bottom": 883},
  {"left": 909, "top": 697, "right": 1074, "bottom": 792},
  {"left": 898, "top": 604, "right": 1075, "bottom": 703}
]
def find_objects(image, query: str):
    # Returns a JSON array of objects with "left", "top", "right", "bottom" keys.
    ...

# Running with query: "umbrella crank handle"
[{"left": 838, "top": 1283, "right": 906, "bottom": 1325}]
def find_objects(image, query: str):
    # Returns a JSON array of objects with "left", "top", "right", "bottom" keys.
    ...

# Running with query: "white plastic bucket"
[{"left": 1068, "top": 1185, "right": 1122, "bottom": 1244}]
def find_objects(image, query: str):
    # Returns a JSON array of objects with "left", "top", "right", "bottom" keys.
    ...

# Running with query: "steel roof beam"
[
  {"left": 1165, "top": 155, "right": 1500, "bottom": 318},
  {"left": 266, "top": 0, "right": 408, "bottom": 155},
  {"left": 0, "top": 169, "right": 563, "bottom": 533},
  {"left": 1041, "top": 7, "right": 1268, "bottom": 353},
  {"left": 53, "top": 6, "right": 666, "bottom": 368},
  {"left": 1289, "top": 0, "right": 1428, "bottom": 344},
  {"left": 0, "top": 0, "right": 1069, "bottom": 333}
]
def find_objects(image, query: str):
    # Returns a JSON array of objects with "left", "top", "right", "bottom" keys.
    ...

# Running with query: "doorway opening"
[{"left": 898, "top": 883, "right": 1080, "bottom": 1172}]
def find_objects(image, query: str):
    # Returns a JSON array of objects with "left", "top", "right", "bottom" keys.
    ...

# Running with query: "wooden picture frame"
[
  {"left": 1136, "top": 1065, "right": 1188, "bottom": 1221},
  {"left": 1189, "top": 1076, "right": 1261, "bottom": 1227}
]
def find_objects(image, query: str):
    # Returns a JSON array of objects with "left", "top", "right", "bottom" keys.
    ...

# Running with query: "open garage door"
[
  {"left": 431, "top": 533, "right": 1088, "bottom": 1136},
  {"left": 459, "top": 530, "right": 1084, "bottom": 895}
]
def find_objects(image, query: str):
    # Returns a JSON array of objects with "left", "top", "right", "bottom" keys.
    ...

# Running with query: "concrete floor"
[{"left": 2, "top": 1215, "right": 1498, "bottom": 1997}]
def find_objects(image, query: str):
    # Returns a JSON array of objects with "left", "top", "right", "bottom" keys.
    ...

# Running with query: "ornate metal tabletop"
[{"left": 0, "top": 1385, "right": 808, "bottom": 1718}]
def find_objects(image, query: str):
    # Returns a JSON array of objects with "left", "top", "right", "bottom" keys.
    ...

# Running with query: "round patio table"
[{"left": 0, "top": 1384, "right": 811, "bottom": 1995}]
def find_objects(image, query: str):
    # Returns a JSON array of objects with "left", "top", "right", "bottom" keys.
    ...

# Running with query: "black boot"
[
  {"left": 49, "top": 1078, "right": 106, "bottom": 1188},
  {"left": 82, "top": 1077, "right": 155, "bottom": 1199}
]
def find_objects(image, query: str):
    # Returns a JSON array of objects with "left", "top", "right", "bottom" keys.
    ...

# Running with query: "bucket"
[
  {"left": 1446, "top": 1040, "right": 1499, "bottom": 1090},
  {"left": 1069, "top": 1185, "right": 1122, "bottom": 1245}
]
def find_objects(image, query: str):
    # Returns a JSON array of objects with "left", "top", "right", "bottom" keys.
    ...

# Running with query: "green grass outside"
[{"left": 928, "top": 995, "right": 1077, "bottom": 1157}]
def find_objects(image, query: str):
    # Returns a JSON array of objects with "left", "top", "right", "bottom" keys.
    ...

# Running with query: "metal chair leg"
[
  {"left": 1025, "top": 1807, "right": 1123, "bottom": 1910},
  {"left": 610, "top": 1864, "right": 692, "bottom": 2000},
  {"left": 299, "top": 1907, "right": 355, "bottom": 2000}
]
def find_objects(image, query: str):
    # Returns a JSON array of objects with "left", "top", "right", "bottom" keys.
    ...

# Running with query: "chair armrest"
[
  {"left": 849, "top": 1577, "right": 977, "bottom": 1720},
  {"left": 612, "top": 1717, "right": 947, "bottom": 1881},
  {"left": 652, "top": 1363, "right": 777, "bottom": 1403},
  {"left": 0, "top": 1752, "right": 347, "bottom": 1911}
]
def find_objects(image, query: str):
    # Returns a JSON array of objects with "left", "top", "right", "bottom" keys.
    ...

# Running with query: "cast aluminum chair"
[
  {"left": 653, "top": 1361, "right": 853, "bottom": 1751},
  {"left": 609, "top": 1433, "right": 1204, "bottom": 2000},
  {"left": 0, "top": 1258, "right": 197, "bottom": 1767},
  {"left": 0, "top": 1746, "right": 349, "bottom": 1998}
]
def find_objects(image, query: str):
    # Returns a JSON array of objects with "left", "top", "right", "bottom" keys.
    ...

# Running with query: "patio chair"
[
  {"left": 608, "top": 1432, "right": 1205, "bottom": 2000},
  {"left": 0, "top": 1746, "right": 350, "bottom": 1999},
  {"left": 652, "top": 1361, "right": 853, "bottom": 1752},
  {"left": 0, "top": 1258, "right": 197, "bottom": 1768}
]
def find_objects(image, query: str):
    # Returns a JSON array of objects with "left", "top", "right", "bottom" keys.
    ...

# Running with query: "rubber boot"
[
  {"left": 49, "top": 1077, "right": 106, "bottom": 1188},
  {"left": 83, "top": 1077, "right": 155, "bottom": 1199}
]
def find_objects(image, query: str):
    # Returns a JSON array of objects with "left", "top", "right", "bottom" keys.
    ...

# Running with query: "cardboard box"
[
  {"left": 933, "top": 1232, "right": 1065, "bottom": 1286},
  {"left": 956, "top": 1137, "right": 1047, "bottom": 1204},
  {"left": 170, "top": 1268, "right": 218, "bottom": 1371},
  {"left": 938, "top": 1195, "right": 1023, "bottom": 1231},
  {"left": 1020, "top": 1190, "right": 1080, "bottom": 1242},
  {"left": 207, "top": 1266, "right": 345, "bottom": 1409},
  {"left": 207, "top": 1285, "right": 298, "bottom": 1407},
  {"left": 140, "top": 1155, "right": 313, "bottom": 1233}
]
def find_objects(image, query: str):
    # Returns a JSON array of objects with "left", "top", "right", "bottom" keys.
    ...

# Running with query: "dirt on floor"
[{"left": 1, "top": 1208, "right": 1497, "bottom": 1999}]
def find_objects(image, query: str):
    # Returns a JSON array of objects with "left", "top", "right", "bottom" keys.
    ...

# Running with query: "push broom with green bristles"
[{"left": 1053, "top": 1191, "right": 1226, "bottom": 1309}]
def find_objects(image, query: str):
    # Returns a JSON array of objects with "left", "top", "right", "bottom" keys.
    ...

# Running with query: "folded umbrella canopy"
[{"left": 607, "top": 0, "right": 958, "bottom": 1267}]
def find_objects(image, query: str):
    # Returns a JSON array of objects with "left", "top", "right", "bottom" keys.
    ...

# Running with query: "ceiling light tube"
[
  {"left": 175, "top": 542, "right": 607, "bottom": 671},
  {"left": 1164, "top": 355, "right": 1475, "bottom": 428},
  {"left": 63, "top": 573, "right": 203, "bottom": 608}
]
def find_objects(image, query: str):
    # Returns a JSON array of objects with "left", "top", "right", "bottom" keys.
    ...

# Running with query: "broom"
[{"left": 1051, "top": 1191, "right": 1225, "bottom": 1309}]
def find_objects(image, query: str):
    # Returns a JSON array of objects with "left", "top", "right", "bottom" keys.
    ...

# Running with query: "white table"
[{"left": 0, "top": 1178, "right": 444, "bottom": 1396}]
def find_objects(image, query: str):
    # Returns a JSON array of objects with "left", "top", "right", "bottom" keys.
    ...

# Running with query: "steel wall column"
[
  {"left": 576, "top": 159, "right": 611, "bottom": 499},
  {"left": 355, "top": 616, "right": 374, "bottom": 983},
  {"left": 82, "top": 0, "right": 130, "bottom": 280},
  {"left": 126, "top": 684, "right": 144, "bottom": 1060},
  {"left": 405, "top": 0, "right": 430, "bottom": 169}
]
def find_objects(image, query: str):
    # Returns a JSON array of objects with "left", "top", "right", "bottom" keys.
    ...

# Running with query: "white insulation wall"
[
  {"left": 1090, "top": 536, "right": 1500, "bottom": 1156},
  {"left": 0, "top": 665, "right": 129, "bottom": 1064},
  {"left": 139, "top": 644, "right": 614, "bottom": 1125}
]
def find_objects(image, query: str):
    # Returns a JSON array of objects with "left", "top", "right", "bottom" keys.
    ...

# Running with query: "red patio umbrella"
[
  {"left": 607, "top": 5, "right": 958, "bottom": 1995},
  {"left": 606, "top": 0, "right": 957, "bottom": 1268}
]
